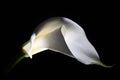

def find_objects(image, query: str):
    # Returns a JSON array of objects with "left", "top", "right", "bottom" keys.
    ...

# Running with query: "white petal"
[
  {"left": 61, "top": 18, "right": 100, "bottom": 64},
  {"left": 23, "top": 17, "right": 106, "bottom": 66}
]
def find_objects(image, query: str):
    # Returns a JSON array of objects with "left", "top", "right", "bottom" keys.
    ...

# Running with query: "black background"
[{"left": 1, "top": 1, "right": 119, "bottom": 80}]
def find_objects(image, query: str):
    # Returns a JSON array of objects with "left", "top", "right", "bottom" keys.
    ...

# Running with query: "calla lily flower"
[{"left": 21, "top": 17, "right": 111, "bottom": 67}]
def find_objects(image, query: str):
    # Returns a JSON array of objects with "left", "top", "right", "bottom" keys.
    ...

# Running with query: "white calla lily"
[{"left": 22, "top": 17, "right": 111, "bottom": 67}]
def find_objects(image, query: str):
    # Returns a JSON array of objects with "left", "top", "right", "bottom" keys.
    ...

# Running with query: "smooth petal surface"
[{"left": 23, "top": 17, "right": 107, "bottom": 66}]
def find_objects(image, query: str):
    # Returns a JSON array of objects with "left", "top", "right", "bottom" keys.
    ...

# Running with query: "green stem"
[{"left": 5, "top": 52, "right": 25, "bottom": 73}]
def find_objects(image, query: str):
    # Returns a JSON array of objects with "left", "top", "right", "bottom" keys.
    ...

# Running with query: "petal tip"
[{"left": 94, "top": 61, "right": 114, "bottom": 68}]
